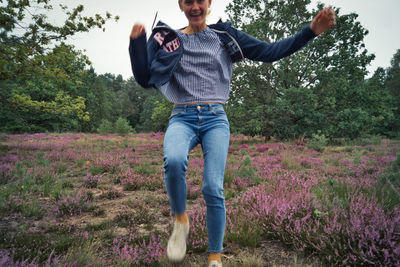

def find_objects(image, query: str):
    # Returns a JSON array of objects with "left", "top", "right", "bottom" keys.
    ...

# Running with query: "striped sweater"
[{"left": 159, "top": 27, "right": 231, "bottom": 104}]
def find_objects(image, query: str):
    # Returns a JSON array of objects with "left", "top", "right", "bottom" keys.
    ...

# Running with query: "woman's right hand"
[
  {"left": 130, "top": 24, "right": 146, "bottom": 39},
  {"left": 310, "top": 8, "right": 336, "bottom": 35}
]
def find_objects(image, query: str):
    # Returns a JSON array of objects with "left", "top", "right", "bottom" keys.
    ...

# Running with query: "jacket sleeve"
[
  {"left": 129, "top": 34, "right": 151, "bottom": 88},
  {"left": 234, "top": 24, "right": 316, "bottom": 63}
]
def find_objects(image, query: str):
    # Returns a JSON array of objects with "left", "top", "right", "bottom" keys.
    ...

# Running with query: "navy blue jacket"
[{"left": 129, "top": 20, "right": 316, "bottom": 89}]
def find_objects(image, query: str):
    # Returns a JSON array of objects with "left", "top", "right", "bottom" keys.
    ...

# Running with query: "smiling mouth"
[{"left": 190, "top": 13, "right": 202, "bottom": 18}]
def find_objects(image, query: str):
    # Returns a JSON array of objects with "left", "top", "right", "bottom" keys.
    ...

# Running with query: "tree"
[
  {"left": 82, "top": 73, "right": 139, "bottom": 132},
  {"left": 152, "top": 97, "right": 174, "bottom": 131},
  {"left": 84, "top": 76, "right": 114, "bottom": 131},
  {"left": 0, "top": 0, "right": 118, "bottom": 133},
  {"left": 120, "top": 77, "right": 159, "bottom": 131},
  {"left": 0, "top": 43, "right": 94, "bottom": 132},
  {"left": 386, "top": 50, "right": 400, "bottom": 103},
  {"left": 136, "top": 91, "right": 167, "bottom": 132},
  {"left": 384, "top": 49, "right": 400, "bottom": 136},
  {"left": 225, "top": 0, "right": 375, "bottom": 139},
  {"left": 1, "top": 0, "right": 118, "bottom": 79}
]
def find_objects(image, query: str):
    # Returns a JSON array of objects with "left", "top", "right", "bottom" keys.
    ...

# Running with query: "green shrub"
[
  {"left": 85, "top": 219, "right": 113, "bottom": 231},
  {"left": 97, "top": 119, "right": 113, "bottom": 135},
  {"left": 391, "top": 153, "right": 400, "bottom": 173},
  {"left": 370, "top": 135, "right": 383, "bottom": 145},
  {"left": 225, "top": 221, "right": 264, "bottom": 247},
  {"left": 36, "top": 151, "right": 49, "bottom": 167},
  {"left": 375, "top": 174, "right": 400, "bottom": 209},
  {"left": 224, "top": 168, "right": 236, "bottom": 188},
  {"left": 114, "top": 212, "right": 134, "bottom": 227},
  {"left": 235, "top": 156, "right": 261, "bottom": 185},
  {"left": 307, "top": 132, "right": 328, "bottom": 152},
  {"left": 374, "top": 154, "right": 400, "bottom": 209},
  {"left": 21, "top": 199, "right": 43, "bottom": 219},
  {"left": 114, "top": 117, "right": 133, "bottom": 136}
]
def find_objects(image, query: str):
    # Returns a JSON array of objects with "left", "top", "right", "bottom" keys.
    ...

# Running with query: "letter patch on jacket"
[
  {"left": 153, "top": 32, "right": 165, "bottom": 46},
  {"left": 163, "top": 38, "right": 180, "bottom": 53},
  {"left": 153, "top": 31, "right": 180, "bottom": 53}
]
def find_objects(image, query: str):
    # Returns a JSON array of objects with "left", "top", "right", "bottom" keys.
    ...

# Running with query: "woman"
[{"left": 129, "top": 1, "right": 335, "bottom": 266}]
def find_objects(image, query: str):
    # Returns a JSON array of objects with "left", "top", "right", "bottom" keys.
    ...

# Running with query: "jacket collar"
[
  {"left": 152, "top": 20, "right": 231, "bottom": 33},
  {"left": 209, "top": 19, "right": 232, "bottom": 31},
  {"left": 153, "top": 20, "right": 174, "bottom": 32}
]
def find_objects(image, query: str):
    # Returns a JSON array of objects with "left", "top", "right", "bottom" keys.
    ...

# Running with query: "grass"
[
  {"left": 0, "top": 132, "right": 399, "bottom": 266},
  {"left": 86, "top": 219, "right": 114, "bottom": 232}
]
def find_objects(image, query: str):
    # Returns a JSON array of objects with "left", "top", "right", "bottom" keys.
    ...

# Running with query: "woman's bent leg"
[
  {"left": 164, "top": 120, "right": 198, "bottom": 215},
  {"left": 164, "top": 117, "right": 199, "bottom": 262}
]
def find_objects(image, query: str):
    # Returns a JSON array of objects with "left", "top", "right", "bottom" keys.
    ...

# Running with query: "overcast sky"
[{"left": 55, "top": 0, "right": 400, "bottom": 79}]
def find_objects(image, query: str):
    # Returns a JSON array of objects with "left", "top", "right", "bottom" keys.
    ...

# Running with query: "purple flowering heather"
[
  {"left": 1, "top": 132, "right": 399, "bottom": 266},
  {"left": 186, "top": 202, "right": 208, "bottom": 252},
  {"left": 119, "top": 168, "right": 162, "bottom": 191},
  {"left": 112, "top": 234, "right": 166, "bottom": 265},
  {"left": 55, "top": 190, "right": 91, "bottom": 217},
  {"left": 225, "top": 183, "right": 400, "bottom": 266},
  {"left": 82, "top": 173, "right": 100, "bottom": 188},
  {"left": 0, "top": 249, "right": 61, "bottom": 267}
]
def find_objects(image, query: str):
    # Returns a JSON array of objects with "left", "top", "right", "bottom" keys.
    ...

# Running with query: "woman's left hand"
[{"left": 310, "top": 7, "right": 336, "bottom": 35}]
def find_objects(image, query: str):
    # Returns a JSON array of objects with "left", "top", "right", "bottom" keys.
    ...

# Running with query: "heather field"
[{"left": 0, "top": 133, "right": 399, "bottom": 266}]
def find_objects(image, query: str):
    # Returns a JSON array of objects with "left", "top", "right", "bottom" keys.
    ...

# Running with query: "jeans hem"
[{"left": 208, "top": 248, "right": 223, "bottom": 254}]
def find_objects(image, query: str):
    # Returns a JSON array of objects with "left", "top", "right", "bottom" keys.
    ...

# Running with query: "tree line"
[{"left": 1, "top": 0, "right": 399, "bottom": 139}]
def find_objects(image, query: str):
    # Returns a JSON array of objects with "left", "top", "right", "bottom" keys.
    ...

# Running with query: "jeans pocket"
[
  {"left": 211, "top": 106, "right": 226, "bottom": 116},
  {"left": 169, "top": 109, "right": 184, "bottom": 119}
]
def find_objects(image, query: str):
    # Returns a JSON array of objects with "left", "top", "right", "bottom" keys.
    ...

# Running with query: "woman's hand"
[
  {"left": 130, "top": 24, "right": 146, "bottom": 39},
  {"left": 310, "top": 8, "right": 336, "bottom": 36}
]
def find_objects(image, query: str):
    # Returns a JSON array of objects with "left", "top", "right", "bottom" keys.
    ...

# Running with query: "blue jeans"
[{"left": 163, "top": 104, "right": 230, "bottom": 253}]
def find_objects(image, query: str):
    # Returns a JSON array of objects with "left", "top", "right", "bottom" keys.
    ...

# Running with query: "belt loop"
[{"left": 184, "top": 105, "right": 187, "bottom": 112}]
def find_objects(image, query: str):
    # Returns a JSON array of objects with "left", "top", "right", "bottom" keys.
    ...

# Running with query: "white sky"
[{"left": 54, "top": 0, "right": 400, "bottom": 79}]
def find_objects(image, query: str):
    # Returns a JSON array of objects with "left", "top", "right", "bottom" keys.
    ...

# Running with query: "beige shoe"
[
  {"left": 167, "top": 220, "right": 189, "bottom": 262},
  {"left": 208, "top": 260, "right": 223, "bottom": 267}
]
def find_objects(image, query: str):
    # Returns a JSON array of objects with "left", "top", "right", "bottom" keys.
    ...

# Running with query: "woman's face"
[{"left": 179, "top": 0, "right": 211, "bottom": 29}]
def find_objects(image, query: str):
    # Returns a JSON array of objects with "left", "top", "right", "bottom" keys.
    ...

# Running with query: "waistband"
[
  {"left": 173, "top": 102, "right": 221, "bottom": 107},
  {"left": 172, "top": 103, "right": 223, "bottom": 112}
]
